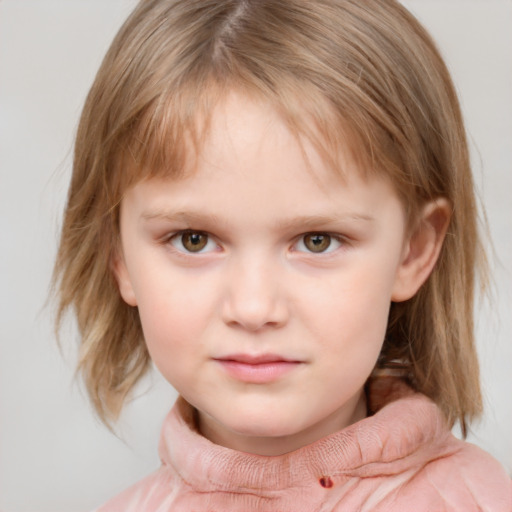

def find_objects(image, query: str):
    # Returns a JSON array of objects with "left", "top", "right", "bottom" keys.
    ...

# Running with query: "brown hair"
[{"left": 54, "top": 0, "right": 486, "bottom": 432}]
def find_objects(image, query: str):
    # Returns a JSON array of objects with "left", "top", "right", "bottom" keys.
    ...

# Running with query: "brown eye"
[
  {"left": 303, "top": 233, "right": 331, "bottom": 253},
  {"left": 181, "top": 231, "right": 209, "bottom": 252}
]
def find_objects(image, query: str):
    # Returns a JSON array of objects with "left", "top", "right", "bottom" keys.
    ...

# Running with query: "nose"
[{"left": 221, "top": 256, "right": 289, "bottom": 331}]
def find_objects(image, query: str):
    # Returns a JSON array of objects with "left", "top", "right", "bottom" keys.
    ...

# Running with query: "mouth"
[{"left": 213, "top": 354, "right": 303, "bottom": 384}]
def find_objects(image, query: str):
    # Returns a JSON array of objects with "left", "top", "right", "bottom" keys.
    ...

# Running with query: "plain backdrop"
[{"left": 0, "top": 1, "right": 511, "bottom": 511}]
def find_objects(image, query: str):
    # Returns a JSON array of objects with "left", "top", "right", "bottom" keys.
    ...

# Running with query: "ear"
[
  {"left": 111, "top": 249, "right": 138, "bottom": 307},
  {"left": 391, "top": 199, "right": 451, "bottom": 302}
]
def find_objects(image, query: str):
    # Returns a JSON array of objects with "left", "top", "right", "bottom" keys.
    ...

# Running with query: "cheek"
[
  {"left": 300, "top": 262, "right": 395, "bottom": 355},
  {"left": 137, "top": 300, "right": 198, "bottom": 386},
  {"left": 315, "top": 289, "right": 390, "bottom": 392},
  {"left": 133, "top": 271, "right": 218, "bottom": 372}
]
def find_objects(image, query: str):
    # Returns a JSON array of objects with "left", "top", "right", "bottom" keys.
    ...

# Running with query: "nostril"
[{"left": 319, "top": 476, "right": 334, "bottom": 488}]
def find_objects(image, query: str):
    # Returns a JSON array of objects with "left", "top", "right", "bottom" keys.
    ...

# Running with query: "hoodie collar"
[{"left": 158, "top": 378, "right": 456, "bottom": 493}]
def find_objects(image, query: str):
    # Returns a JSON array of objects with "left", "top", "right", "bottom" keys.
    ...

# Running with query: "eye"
[
  {"left": 294, "top": 233, "right": 342, "bottom": 254},
  {"left": 169, "top": 230, "right": 218, "bottom": 253}
]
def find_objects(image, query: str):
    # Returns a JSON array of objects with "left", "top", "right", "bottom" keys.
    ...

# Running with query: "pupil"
[
  {"left": 305, "top": 234, "right": 330, "bottom": 252},
  {"left": 183, "top": 232, "right": 207, "bottom": 252}
]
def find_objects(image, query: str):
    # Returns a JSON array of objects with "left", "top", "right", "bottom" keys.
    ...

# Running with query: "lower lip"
[{"left": 216, "top": 360, "right": 301, "bottom": 383}]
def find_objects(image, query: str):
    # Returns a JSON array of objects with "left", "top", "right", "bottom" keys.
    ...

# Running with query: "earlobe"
[
  {"left": 111, "top": 251, "right": 138, "bottom": 307},
  {"left": 391, "top": 199, "right": 451, "bottom": 302}
]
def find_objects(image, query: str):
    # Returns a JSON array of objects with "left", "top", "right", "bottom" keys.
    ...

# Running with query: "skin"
[{"left": 114, "top": 93, "right": 449, "bottom": 456}]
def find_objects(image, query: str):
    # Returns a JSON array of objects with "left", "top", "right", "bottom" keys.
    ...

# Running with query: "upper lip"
[{"left": 214, "top": 353, "right": 301, "bottom": 364}]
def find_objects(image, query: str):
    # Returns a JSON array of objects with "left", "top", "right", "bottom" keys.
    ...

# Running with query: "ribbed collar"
[{"left": 158, "top": 378, "right": 457, "bottom": 494}]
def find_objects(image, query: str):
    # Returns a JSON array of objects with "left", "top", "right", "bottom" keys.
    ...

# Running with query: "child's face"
[{"left": 115, "top": 93, "right": 411, "bottom": 455}]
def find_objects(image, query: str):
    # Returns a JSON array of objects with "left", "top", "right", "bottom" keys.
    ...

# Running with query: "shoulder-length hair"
[{"left": 54, "top": 0, "right": 486, "bottom": 432}]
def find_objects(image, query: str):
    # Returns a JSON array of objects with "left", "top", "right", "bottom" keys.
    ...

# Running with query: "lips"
[{"left": 213, "top": 354, "right": 303, "bottom": 383}]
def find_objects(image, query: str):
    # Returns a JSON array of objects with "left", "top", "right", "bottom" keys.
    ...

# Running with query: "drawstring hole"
[{"left": 319, "top": 476, "right": 333, "bottom": 488}]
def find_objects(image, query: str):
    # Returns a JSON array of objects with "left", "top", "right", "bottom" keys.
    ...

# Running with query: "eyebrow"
[
  {"left": 142, "top": 209, "right": 222, "bottom": 225},
  {"left": 274, "top": 213, "right": 375, "bottom": 231},
  {"left": 141, "top": 209, "right": 375, "bottom": 230}
]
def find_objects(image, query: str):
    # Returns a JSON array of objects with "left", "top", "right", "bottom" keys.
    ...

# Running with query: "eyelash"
[
  {"left": 293, "top": 233, "right": 344, "bottom": 254},
  {"left": 164, "top": 229, "right": 348, "bottom": 256},
  {"left": 163, "top": 229, "right": 348, "bottom": 256},
  {"left": 167, "top": 230, "right": 219, "bottom": 254}
]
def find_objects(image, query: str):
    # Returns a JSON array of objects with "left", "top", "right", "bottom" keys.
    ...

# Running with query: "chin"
[{"left": 226, "top": 410, "right": 307, "bottom": 439}]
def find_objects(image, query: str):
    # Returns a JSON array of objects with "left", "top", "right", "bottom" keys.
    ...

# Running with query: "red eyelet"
[{"left": 319, "top": 476, "right": 334, "bottom": 488}]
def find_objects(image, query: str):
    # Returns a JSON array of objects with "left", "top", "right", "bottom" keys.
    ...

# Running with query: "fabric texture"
[{"left": 94, "top": 378, "right": 512, "bottom": 511}]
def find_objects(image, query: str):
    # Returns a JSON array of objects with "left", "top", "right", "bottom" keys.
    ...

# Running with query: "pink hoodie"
[{"left": 95, "top": 378, "right": 511, "bottom": 511}]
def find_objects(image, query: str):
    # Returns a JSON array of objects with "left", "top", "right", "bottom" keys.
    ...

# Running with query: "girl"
[{"left": 53, "top": 0, "right": 511, "bottom": 510}]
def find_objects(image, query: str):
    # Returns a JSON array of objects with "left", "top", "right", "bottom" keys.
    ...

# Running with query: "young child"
[{"left": 54, "top": 0, "right": 512, "bottom": 510}]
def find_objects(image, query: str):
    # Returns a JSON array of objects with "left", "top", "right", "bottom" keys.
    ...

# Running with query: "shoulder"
[
  {"left": 91, "top": 467, "right": 181, "bottom": 512},
  {"left": 397, "top": 439, "right": 512, "bottom": 511},
  {"left": 433, "top": 440, "right": 511, "bottom": 504}
]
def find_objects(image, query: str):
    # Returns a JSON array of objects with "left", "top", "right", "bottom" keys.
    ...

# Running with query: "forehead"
[
  {"left": 198, "top": 92, "right": 341, "bottom": 186},
  {"left": 122, "top": 92, "right": 404, "bottom": 232},
  {"left": 115, "top": 85, "right": 416, "bottom": 235},
  {"left": 132, "top": 88, "right": 376, "bottom": 190}
]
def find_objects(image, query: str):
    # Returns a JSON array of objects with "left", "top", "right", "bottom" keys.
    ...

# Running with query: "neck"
[{"left": 197, "top": 389, "right": 367, "bottom": 456}]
